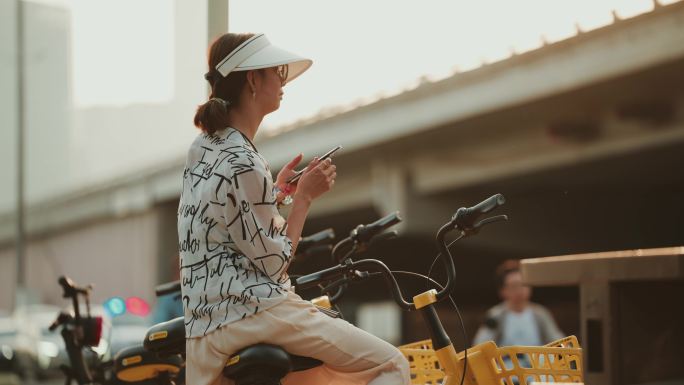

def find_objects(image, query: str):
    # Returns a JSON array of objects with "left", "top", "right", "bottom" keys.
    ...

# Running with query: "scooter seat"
[
  {"left": 143, "top": 316, "right": 185, "bottom": 356},
  {"left": 222, "top": 343, "right": 322, "bottom": 382},
  {"left": 114, "top": 344, "right": 183, "bottom": 382}
]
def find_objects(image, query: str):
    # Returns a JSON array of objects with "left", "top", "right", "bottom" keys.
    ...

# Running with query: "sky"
[{"left": 42, "top": 0, "right": 680, "bottom": 130}]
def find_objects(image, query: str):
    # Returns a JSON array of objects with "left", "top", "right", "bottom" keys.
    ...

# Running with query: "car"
[
  {"left": 13, "top": 304, "right": 65, "bottom": 376},
  {"left": 0, "top": 316, "right": 41, "bottom": 381}
]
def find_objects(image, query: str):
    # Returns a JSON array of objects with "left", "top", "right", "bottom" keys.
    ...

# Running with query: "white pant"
[{"left": 186, "top": 290, "right": 410, "bottom": 385}]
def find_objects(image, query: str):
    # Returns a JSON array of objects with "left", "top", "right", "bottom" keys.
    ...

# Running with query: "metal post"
[
  {"left": 15, "top": 0, "right": 26, "bottom": 309},
  {"left": 206, "top": 0, "right": 228, "bottom": 98},
  {"left": 207, "top": 0, "right": 229, "bottom": 44}
]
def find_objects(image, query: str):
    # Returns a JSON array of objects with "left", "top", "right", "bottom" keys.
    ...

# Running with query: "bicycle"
[
  {"left": 49, "top": 276, "right": 184, "bottom": 385},
  {"left": 295, "top": 194, "right": 584, "bottom": 385}
]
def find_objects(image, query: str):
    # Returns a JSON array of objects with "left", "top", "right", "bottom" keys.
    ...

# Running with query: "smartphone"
[{"left": 286, "top": 145, "right": 342, "bottom": 184}]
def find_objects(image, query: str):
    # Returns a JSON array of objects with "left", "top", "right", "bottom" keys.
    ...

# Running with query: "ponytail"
[{"left": 193, "top": 97, "right": 230, "bottom": 136}]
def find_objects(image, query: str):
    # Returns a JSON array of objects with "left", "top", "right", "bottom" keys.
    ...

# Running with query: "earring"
[{"left": 252, "top": 90, "right": 256, "bottom": 100}]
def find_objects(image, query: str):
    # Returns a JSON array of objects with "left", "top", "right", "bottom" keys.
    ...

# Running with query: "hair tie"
[
  {"left": 205, "top": 71, "right": 223, "bottom": 86},
  {"left": 210, "top": 97, "right": 229, "bottom": 107}
]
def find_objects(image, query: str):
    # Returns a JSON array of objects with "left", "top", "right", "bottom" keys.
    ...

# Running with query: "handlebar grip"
[
  {"left": 297, "top": 228, "right": 335, "bottom": 254},
  {"left": 300, "top": 244, "right": 333, "bottom": 259},
  {"left": 58, "top": 276, "right": 90, "bottom": 297},
  {"left": 454, "top": 194, "right": 505, "bottom": 228},
  {"left": 155, "top": 280, "right": 182, "bottom": 297},
  {"left": 295, "top": 264, "right": 347, "bottom": 290},
  {"left": 303, "top": 228, "right": 335, "bottom": 244},
  {"left": 48, "top": 312, "right": 73, "bottom": 332},
  {"left": 369, "top": 212, "right": 402, "bottom": 231},
  {"left": 470, "top": 194, "right": 505, "bottom": 215},
  {"left": 352, "top": 212, "right": 402, "bottom": 243}
]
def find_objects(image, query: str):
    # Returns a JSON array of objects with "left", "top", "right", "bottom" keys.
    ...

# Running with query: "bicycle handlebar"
[
  {"left": 296, "top": 259, "right": 414, "bottom": 310},
  {"left": 58, "top": 276, "right": 91, "bottom": 298},
  {"left": 298, "top": 228, "right": 335, "bottom": 251},
  {"left": 297, "top": 228, "right": 335, "bottom": 259},
  {"left": 296, "top": 194, "right": 507, "bottom": 309},
  {"left": 351, "top": 212, "right": 402, "bottom": 243},
  {"left": 295, "top": 263, "right": 349, "bottom": 290},
  {"left": 452, "top": 193, "right": 506, "bottom": 230},
  {"left": 331, "top": 213, "right": 402, "bottom": 263}
]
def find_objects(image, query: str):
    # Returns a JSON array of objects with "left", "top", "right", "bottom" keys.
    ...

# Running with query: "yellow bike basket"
[{"left": 399, "top": 336, "right": 584, "bottom": 385}]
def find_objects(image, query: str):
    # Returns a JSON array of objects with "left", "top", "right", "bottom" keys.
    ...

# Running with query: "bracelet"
[{"left": 274, "top": 184, "right": 293, "bottom": 206}]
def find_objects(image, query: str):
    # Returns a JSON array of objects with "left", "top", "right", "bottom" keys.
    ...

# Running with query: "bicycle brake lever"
[
  {"left": 49, "top": 312, "right": 73, "bottom": 332},
  {"left": 320, "top": 270, "right": 374, "bottom": 294},
  {"left": 473, "top": 215, "right": 508, "bottom": 229},
  {"left": 368, "top": 231, "right": 398, "bottom": 247},
  {"left": 352, "top": 270, "right": 374, "bottom": 280},
  {"left": 366, "top": 271, "right": 384, "bottom": 279},
  {"left": 458, "top": 215, "right": 508, "bottom": 236},
  {"left": 320, "top": 276, "right": 349, "bottom": 294}
]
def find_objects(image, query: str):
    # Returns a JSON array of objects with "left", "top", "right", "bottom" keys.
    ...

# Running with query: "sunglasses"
[{"left": 275, "top": 64, "right": 289, "bottom": 86}]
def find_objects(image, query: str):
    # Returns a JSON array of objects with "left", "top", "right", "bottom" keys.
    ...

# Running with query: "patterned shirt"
[{"left": 178, "top": 127, "right": 293, "bottom": 338}]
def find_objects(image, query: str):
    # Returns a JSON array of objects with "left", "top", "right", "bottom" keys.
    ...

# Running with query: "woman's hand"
[
  {"left": 294, "top": 157, "right": 337, "bottom": 203},
  {"left": 275, "top": 153, "right": 303, "bottom": 198}
]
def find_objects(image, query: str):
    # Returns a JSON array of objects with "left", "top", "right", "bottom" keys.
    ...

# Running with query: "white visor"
[{"left": 215, "top": 34, "right": 312, "bottom": 84}]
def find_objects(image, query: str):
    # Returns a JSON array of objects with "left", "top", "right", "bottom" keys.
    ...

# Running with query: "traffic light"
[
  {"left": 103, "top": 296, "right": 150, "bottom": 317},
  {"left": 125, "top": 296, "right": 150, "bottom": 317}
]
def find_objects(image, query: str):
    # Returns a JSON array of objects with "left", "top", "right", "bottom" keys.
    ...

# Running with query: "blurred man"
[{"left": 473, "top": 260, "right": 563, "bottom": 347}]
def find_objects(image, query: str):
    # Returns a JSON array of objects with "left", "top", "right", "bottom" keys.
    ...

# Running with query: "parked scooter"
[{"left": 50, "top": 276, "right": 183, "bottom": 385}]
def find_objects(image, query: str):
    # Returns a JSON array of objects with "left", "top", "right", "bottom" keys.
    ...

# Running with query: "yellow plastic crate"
[
  {"left": 399, "top": 339, "right": 445, "bottom": 384},
  {"left": 399, "top": 336, "right": 583, "bottom": 385}
]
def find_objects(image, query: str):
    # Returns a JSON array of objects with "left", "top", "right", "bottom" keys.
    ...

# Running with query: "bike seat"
[
  {"left": 114, "top": 344, "right": 183, "bottom": 382},
  {"left": 143, "top": 316, "right": 186, "bottom": 356},
  {"left": 223, "top": 343, "right": 323, "bottom": 382}
]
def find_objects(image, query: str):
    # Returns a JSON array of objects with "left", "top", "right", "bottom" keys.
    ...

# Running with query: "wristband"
[{"left": 275, "top": 184, "right": 293, "bottom": 206}]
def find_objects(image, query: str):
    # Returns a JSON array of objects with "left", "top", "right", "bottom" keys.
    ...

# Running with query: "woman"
[{"left": 179, "top": 33, "right": 410, "bottom": 385}]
